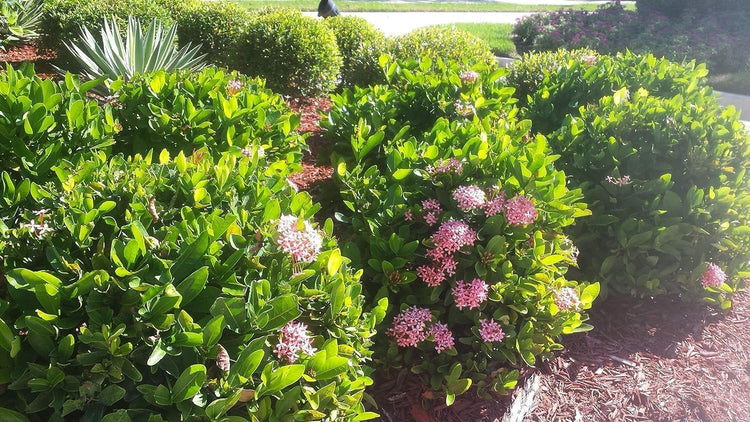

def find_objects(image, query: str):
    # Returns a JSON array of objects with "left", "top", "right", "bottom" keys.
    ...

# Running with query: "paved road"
[{"left": 304, "top": 11, "right": 533, "bottom": 35}]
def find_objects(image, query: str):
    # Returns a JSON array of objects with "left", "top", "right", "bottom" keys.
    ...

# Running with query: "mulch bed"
[
  {"left": 0, "top": 43, "right": 58, "bottom": 79},
  {"left": 12, "top": 42, "right": 750, "bottom": 422}
]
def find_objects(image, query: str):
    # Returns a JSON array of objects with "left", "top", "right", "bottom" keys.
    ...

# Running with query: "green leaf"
[
  {"left": 261, "top": 364, "right": 304, "bottom": 395},
  {"left": 171, "top": 364, "right": 207, "bottom": 403},
  {"left": 392, "top": 169, "right": 411, "bottom": 180},
  {"left": 328, "top": 279, "right": 346, "bottom": 318},
  {"left": 353, "top": 412, "right": 380, "bottom": 421},
  {"left": 211, "top": 298, "right": 246, "bottom": 331},
  {"left": 99, "top": 385, "right": 126, "bottom": 406},
  {"left": 205, "top": 390, "right": 241, "bottom": 420},
  {"left": 101, "top": 411, "right": 131, "bottom": 422},
  {"left": 308, "top": 350, "right": 349, "bottom": 380},
  {"left": 0, "top": 407, "right": 30, "bottom": 422},
  {"left": 171, "top": 232, "right": 209, "bottom": 282},
  {"left": 327, "top": 249, "right": 342, "bottom": 276},
  {"left": 260, "top": 295, "right": 300, "bottom": 331},
  {"left": 229, "top": 349, "right": 264, "bottom": 385},
  {"left": 203, "top": 315, "right": 225, "bottom": 347},
  {"left": 0, "top": 318, "right": 13, "bottom": 352}
]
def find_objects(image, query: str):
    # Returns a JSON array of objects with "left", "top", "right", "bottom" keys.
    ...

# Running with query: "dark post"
[{"left": 318, "top": 0, "right": 340, "bottom": 17}]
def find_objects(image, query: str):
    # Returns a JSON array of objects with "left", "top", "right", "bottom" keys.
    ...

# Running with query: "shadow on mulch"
[{"left": 0, "top": 43, "right": 58, "bottom": 78}]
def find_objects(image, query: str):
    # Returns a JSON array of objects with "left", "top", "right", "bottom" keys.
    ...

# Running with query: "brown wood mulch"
[{"left": 10, "top": 42, "right": 750, "bottom": 422}]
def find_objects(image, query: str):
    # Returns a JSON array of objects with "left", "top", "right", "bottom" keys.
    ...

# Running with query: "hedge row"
[{"left": 39, "top": 0, "right": 495, "bottom": 95}]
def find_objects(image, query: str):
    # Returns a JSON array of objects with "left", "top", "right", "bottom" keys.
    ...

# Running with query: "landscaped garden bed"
[{"left": 1, "top": 0, "right": 749, "bottom": 420}]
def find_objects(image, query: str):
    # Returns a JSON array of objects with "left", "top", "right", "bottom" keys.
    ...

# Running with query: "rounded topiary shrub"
[
  {"left": 390, "top": 26, "right": 496, "bottom": 68},
  {"left": 110, "top": 67, "right": 305, "bottom": 159},
  {"left": 174, "top": 0, "right": 249, "bottom": 67},
  {"left": 551, "top": 88, "right": 750, "bottom": 305},
  {"left": 334, "top": 113, "right": 598, "bottom": 401},
  {"left": 323, "top": 16, "right": 388, "bottom": 88},
  {"left": 234, "top": 8, "right": 342, "bottom": 96},
  {"left": 0, "top": 149, "right": 385, "bottom": 420}
]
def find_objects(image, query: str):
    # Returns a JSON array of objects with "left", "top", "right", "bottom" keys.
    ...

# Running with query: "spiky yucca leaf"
[
  {"left": 0, "top": 0, "right": 43, "bottom": 48},
  {"left": 65, "top": 16, "right": 206, "bottom": 81}
]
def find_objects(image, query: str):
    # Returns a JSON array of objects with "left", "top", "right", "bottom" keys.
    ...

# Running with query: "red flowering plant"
[{"left": 334, "top": 115, "right": 599, "bottom": 403}]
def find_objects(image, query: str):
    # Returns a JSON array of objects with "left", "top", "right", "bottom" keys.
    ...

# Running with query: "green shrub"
[
  {"left": 636, "top": 0, "right": 746, "bottom": 17},
  {"left": 323, "top": 16, "right": 388, "bottom": 88},
  {"left": 0, "top": 0, "right": 43, "bottom": 49},
  {"left": 551, "top": 88, "right": 750, "bottom": 303},
  {"left": 0, "top": 149, "right": 386, "bottom": 420},
  {"left": 174, "top": 0, "right": 249, "bottom": 67},
  {"left": 390, "top": 26, "right": 496, "bottom": 68},
  {"left": 506, "top": 50, "right": 711, "bottom": 134},
  {"left": 234, "top": 8, "right": 342, "bottom": 96},
  {"left": 0, "top": 64, "right": 117, "bottom": 181},
  {"left": 333, "top": 112, "right": 596, "bottom": 401},
  {"left": 322, "top": 57, "right": 517, "bottom": 166},
  {"left": 39, "top": 0, "right": 176, "bottom": 67},
  {"left": 110, "top": 67, "right": 305, "bottom": 159}
]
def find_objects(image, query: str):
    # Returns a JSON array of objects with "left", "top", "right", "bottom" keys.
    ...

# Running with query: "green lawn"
[
  {"left": 234, "top": 0, "right": 633, "bottom": 13},
  {"left": 429, "top": 23, "right": 516, "bottom": 57}
]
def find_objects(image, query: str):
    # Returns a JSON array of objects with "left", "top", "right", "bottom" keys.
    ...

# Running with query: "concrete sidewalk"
[{"left": 304, "top": 12, "right": 533, "bottom": 35}]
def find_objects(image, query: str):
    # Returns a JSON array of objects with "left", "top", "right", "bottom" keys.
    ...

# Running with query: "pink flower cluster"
[
  {"left": 504, "top": 195, "right": 538, "bottom": 226},
  {"left": 227, "top": 79, "right": 243, "bottom": 96},
  {"left": 452, "top": 278, "right": 489, "bottom": 310},
  {"left": 454, "top": 99, "right": 475, "bottom": 117},
  {"left": 701, "top": 263, "right": 726, "bottom": 288},
  {"left": 277, "top": 214, "right": 323, "bottom": 263},
  {"left": 404, "top": 210, "right": 413, "bottom": 221},
  {"left": 605, "top": 175, "right": 632, "bottom": 186},
  {"left": 22, "top": 209, "right": 54, "bottom": 238},
  {"left": 388, "top": 307, "right": 454, "bottom": 353},
  {"left": 386, "top": 306, "right": 433, "bottom": 347},
  {"left": 478, "top": 318, "right": 504, "bottom": 343},
  {"left": 554, "top": 287, "right": 580, "bottom": 311},
  {"left": 484, "top": 190, "right": 506, "bottom": 218},
  {"left": 274, "top": 321, "right": 316, "bottom": 363},
  {"left": 452, "top": 185, "right": 486, "bottom": 212},
  {"left": 427, "top": 158, "right": 463, "bottom": 175},
  {"left": 422, "top": 198, "right": 442, "bottom": 226},
  {"left": 460, "top": 70, "right": 479, "bottom": 83},
  {"left": 418, "top": 220, "right": 476, "bottom": 287},
  {"left": 429, "top": 322, "right": 455, "bottom": 353}
]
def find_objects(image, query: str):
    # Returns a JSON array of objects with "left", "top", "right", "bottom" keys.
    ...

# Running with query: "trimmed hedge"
[
  {"left": 323, "top": 16, "right": 388, "bottom": 88},
  {"left": 390, "top": 26, "right": 496, "bottom": 68},
  {"left": 174, "top": 0, "right": 250, "bottom": 68},
  {"left": 234, "top": 8, "right": 342, "bottom": 96}
]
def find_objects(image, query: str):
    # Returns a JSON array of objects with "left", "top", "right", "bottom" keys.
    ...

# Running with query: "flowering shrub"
[
  {"left": 322, "top": 57, "right": 516, "bottom": 166},
  {"left": 323, "top": 16, "right": 388, "bottom": 88},
  {"left": 0, "top": 64, "right": 117, "bottom": 181},
  {"left": 511, "top": 3, "right": 750, "bottom": 75},
  {"left": 390, "top": 26, "right": 496, "bottom": 68},
  {"left": 110, "top": 67, "right": 305, "bottom": 159},
  {"left": 0, "top": 150, "right": 385, "bottom": 419},
  {"left": 506, "top": 49, "right": 711, "bottom": 134},
  {"left": 551, "top": 88, "right": 750, "bottom": 305},
  {"left": 235, "top": 8, "right": 342, "bottom": 96},
  {"left": 334, "top": 113, "right": 598, "bottom": 401}
]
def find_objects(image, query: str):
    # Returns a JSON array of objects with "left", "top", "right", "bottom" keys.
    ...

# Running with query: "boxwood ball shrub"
[
  {"left": 323, "top": 16, "right": 388, "bottom": 88},
  {"left": 390, "top": 26, "right": 496, "bottom": 68},
  {"left": 0, "top": 64, "right": 117, "bottom": 182},
  {"left": 505, "top": 49, "right": 711, "bottom": 135},
  {"left": 551, "top": 88, "right": 750, "bottom": 304},
  {"left": 334, "top": 114, "right": 598, "bottom": 401},
  {"left": 174, "top": 0, "right": 250, "bottom": 68},
  {"left": 110, "top": 67, "right": 305, "bottom": 159},
  {"left": 322, "top": 57, "right": 517, "bottom": 167},
  {"left": 0, "top": 149, "right": 385, "bottom": 420},
  {"left": 235, "top": 8, "right": 342, "bottom": 96}
]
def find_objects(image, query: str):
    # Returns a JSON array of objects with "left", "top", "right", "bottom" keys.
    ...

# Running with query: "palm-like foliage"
[
  {"left": 65, "top": 16, "right": 206, "bottom": 81},
  {"left": 0, "top": 0, "right": 43, "bottom": 48}
]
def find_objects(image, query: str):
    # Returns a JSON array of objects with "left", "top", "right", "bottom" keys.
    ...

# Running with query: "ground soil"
[{"left": 8, "top": 42, "right": 750, "bottom": 422}]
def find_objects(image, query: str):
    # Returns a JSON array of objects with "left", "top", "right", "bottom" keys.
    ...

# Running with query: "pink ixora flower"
[
  {"left": 483, "top": 190, "right": 506, "bottom": 218},
  {"left": 452, "top": 185, "right": 486, "bottom": 212},
  {"left": 701, "top": 263, "right": 727, "bottom": 288},
  {"left": 417, "top": 264, "right": 446, "bottom": 287},
  {"left": 454, "top": 99, "right": 475, "bottom": 117},
  {"left": 274, "top": 321, "right": 316, "bottom": 363},
  {"left": 460, "top": 70, "right": 479, "bottom": 84},
  {"left": 429, "top": 322, "right": 455, "bottom": 353},
  {"left": 405, "top": 210, "right": 413, "bottom": 221},
  {"left": 504, "top": 195, "right": 538, "bottom": 226},
  {"left": 276, "top": 215, "right": 323, "bottom": 263},
  {"left": 432, "top": 220, "right": 477, "bottom": 256},
  {"left": 428, "top": 158, "right": 463, "bottom": 175},
  {"left": 605, "top": 175, "right": 631, "bottom": 186},
  {"left": 554, "top": 287, "right": 580, "bottom": 311},
  {"left": 387, "top": 306, "right": 433, "bottom": 347},
  {"left": 226, "top": 79, "right": 243, "bottom": 96},
  {"left": 478, "top": 318, "right": 505, "bottom": 343},
  {"left": 452, "top": 278, "right": 489, "bottom": 310}
]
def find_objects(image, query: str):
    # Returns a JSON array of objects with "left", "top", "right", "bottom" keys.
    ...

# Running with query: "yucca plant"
[
  {"left": 64, "top": 16, "right": 206, "bottom": 81},
  {"left": 0, "top": 0, "right": 43, "bottom": 48}
]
